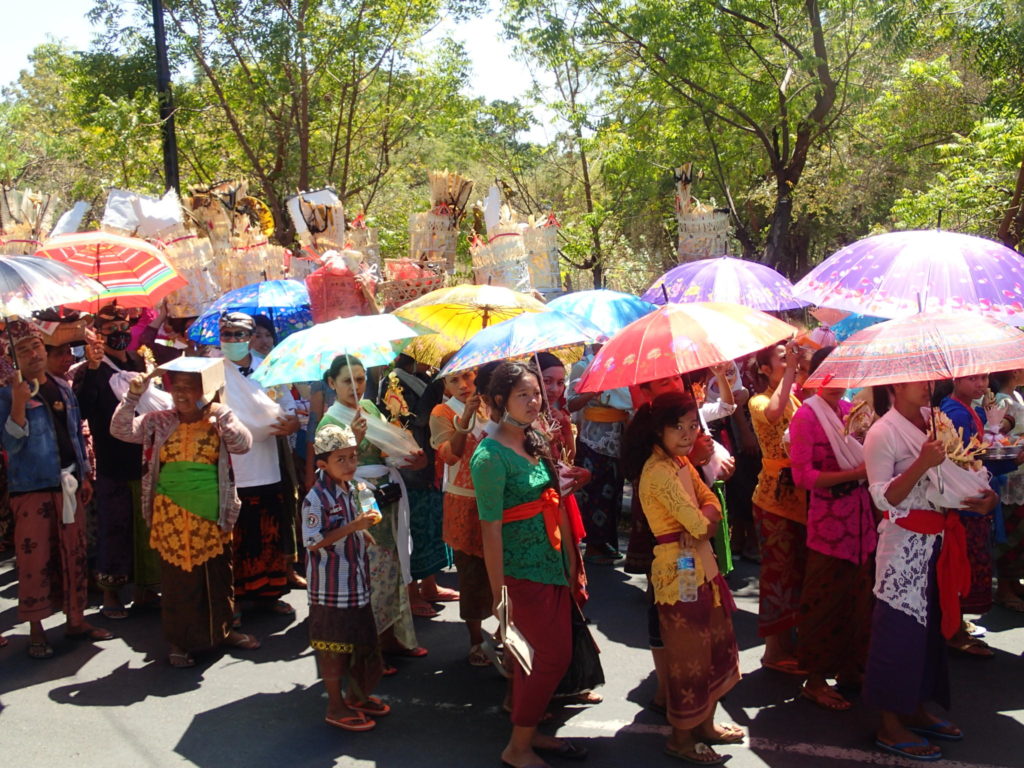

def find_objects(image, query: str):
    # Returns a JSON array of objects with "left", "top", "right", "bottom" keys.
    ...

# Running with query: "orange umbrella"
[
  {"left": 37, "top": 231, "right": 187, "bottom": 309},
  {"left": 576, "top": 302, "right": 795, "bottom": 392}
]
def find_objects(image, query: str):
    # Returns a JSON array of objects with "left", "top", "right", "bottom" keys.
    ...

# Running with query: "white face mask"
[{"left": 220, "top": 341, "right": 250, "bottom": 361}]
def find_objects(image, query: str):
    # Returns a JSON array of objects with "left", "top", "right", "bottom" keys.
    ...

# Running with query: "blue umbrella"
[
  {"left": 188, "top": 279, "right": 313, "bottom": 345},
  {"left": 831, "top": 313, "right": 885, "bottom": 342},
  {"left": 438, "top": 310, "right": 607, "bottom": 377},
  {"left": 547, "top": 289, "right": 656, "bottom": 336}
]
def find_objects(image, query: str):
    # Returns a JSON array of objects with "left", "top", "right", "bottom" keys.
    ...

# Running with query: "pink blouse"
[{"left": 789, "top": 400, "right": 877, "bottom": 565}]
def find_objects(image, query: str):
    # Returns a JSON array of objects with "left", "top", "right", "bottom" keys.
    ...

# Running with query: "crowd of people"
[{"left": 1, "top": 301, "right": 1023, "bottom": 767}]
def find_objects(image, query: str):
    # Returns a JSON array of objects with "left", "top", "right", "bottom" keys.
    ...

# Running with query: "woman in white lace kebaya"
[{"left": 863, "top": 381, "right": 996, "bottom": 762}]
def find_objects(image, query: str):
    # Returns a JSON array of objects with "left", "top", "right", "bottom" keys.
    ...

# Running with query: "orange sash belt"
[
  {"left": 583, "top": 405, "right": 628, "bottom": 423},
  {"left": 890, "top": 508, "right": 971, "bottom": 639},
  {"left": 502, "top": 488, "right": 562, "bottom": 551}
]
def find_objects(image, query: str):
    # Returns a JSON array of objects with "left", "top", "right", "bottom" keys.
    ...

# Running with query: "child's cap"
[{"left": 315, "top": 424, "right": 358, "bottom": 454}]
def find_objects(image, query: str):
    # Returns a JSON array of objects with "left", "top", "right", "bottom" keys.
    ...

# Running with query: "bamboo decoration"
[{"left": 0, "top": 187, "right": 56, "bottom": 255}]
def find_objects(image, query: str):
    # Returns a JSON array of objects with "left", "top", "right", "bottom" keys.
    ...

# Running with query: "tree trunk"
[
  {"left": 764, "top": 185, "right": 795, "bottom": 275},
  {"left": 997, "top": 154, "right": 1024, "bottom": 251}
]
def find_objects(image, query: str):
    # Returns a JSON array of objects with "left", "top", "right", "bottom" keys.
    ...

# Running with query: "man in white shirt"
[{"left": 218, "top": 312, "right": 301, "bottom": 619}]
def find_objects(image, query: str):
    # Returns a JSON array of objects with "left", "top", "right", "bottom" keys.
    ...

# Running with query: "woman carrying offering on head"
[{"left": 111, "top": 359, "right": 257, "bottom": 668}]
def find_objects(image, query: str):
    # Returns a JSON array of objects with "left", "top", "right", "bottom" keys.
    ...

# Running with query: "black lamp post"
[{"left": 151, "top": 0, "right": 180, "bottom": 193}]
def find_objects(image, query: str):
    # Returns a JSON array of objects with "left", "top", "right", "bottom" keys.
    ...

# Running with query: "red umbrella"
[
  {"left": 36, "top": 231, "right": 187, "bottom": 309},
  {"left": 575, "top": 302, "right": 795, "bottom": 392},
  {"left": 804, "top": 312, "right": 1024, "bottom": 390}
]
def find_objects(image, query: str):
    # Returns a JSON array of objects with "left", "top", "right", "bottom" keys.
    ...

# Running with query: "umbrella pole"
[
  {"left": 5, "top": 321, "right": 39, "bottom": 396},
  {"left": 532, "top": 352, "right": 550, "bottom": 414},
  {"left": 661, "top": 284, "right": 669, "bottom": 303},
  {"left": 345, "top": 354, "right": 361, "bottom": 414}
]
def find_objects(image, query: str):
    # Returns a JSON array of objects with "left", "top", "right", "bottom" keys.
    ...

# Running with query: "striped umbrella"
[
  {"left": 804, "top": 312, "right": 1024, "bottom": 389},
  {"left": 0, "top": 255, "right": 105, "bottom": 317},
  {"left": 575, "top": 302, "right": 795, "bottom": 392},
  {"left": 36, "top": 231, "right": 187, "bottom": 309}
]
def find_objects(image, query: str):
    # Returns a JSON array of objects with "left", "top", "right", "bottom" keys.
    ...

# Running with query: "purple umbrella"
[
  {"left": 642, "top": 256, "right": 807, "bottom": 311},
  {"left": 793, "top": 230, "right": 1024, "bottom": 322}
]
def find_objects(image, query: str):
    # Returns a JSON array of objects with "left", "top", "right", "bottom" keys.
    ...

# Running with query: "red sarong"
[
  {"left": 891, "top": 509, "right": 970, "bottom": 639},
  {"left": 502, "top": 487, "right": 562, "bottom": 551}
]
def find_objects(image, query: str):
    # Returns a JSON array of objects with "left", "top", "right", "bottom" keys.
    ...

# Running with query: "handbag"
[
  {"left": 373, "top": 481, "right": 403, "bottom": 507},
  {"left": 554, "top": 603, "right": 604, "bottom": 696}
]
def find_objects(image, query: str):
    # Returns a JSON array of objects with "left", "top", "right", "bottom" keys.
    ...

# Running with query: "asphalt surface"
[{"left": 1, "top": 547, "right": 1022, "bottom": 768}]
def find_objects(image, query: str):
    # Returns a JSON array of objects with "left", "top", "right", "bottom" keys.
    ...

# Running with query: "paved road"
[{"left": 1, "top": 551, "right": 1021, "bottom": 768}]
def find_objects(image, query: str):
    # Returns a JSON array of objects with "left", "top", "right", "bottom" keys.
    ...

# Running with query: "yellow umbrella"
[
  {"left": 393, "top": 284, "right": 548, "bottom": 342},
  {"left": 403, "top": 332, "right": 583, "bottom": 371}
]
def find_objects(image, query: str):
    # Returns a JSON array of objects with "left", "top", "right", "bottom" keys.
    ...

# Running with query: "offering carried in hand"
[{"left": 931, "top": 409, "right": 985, "bottom": 471}]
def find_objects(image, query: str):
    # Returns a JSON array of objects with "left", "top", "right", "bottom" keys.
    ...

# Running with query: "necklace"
[{"left": 501, "top": 411, "right": 533, "bottom": 429}]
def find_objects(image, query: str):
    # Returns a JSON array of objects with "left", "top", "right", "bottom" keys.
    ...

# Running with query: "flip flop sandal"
[
  {"left": 27, "top": 640, "right": 54, "bottom": 660},
  {"left": 535, "top": 740, "right": 588, "bottom": 761},
  {"left": 422, "top": 587, "right": 460, "bottom": 602},
  {"left": 571, "top": 691, "right": 603, "bottom": 704},
  {"left": 761, "top": 658, "right": 808, "bottom": 675},
  {"left": 948, "top": 638, "right": 994, "bottom": 658},
  {"left": 389, "top": 645, "right": 428, "bottom": 658},
  {"left": 348, "top": 697, "right": 390, "bottom": 717},
  {"left": 908, "top": 720, "right": 963, "bottom": 742},
  {"left": 703, "top": 724, "right": 746, "bottom": 744},
  {"left": 663, "top": 742, "right": 726, "bottom": 765},
  {"left": 874, "top": 738, "right": 942, "bottom": 761},
  {"left": 225, "top": 633, "right": 261, "bottom": 650},
  {"left": 800, "top": 686, "right": 852, "bottom": 712},
  {"left": 268, "top": 600, "right": 295, "bottom": 616},
  {"left": 325, "top": 713, "right": 376, "bottom": 732},
  {"left": 411, "top": 603, "right": 439, "bottom": 618},
  {"left": 169, "top": 652, "right": 196, "bottom": 668},
  {"left": 381, "top": 664, "right": 399, "bottom": 677},
  {"left": 468, "top": 644, "right": 491, "bottom": 667},
  {"left": 996, "top": 594, "right": 1024, "bottom": 613},
  {"left": 0, "top": 634, "right": 8, "bottom": 648},
  {"left": 100, "top": 607, "right": 129, "bottom": 620},
  {"left": 66, "top": 627, "right": 115, "bottom": 641}
]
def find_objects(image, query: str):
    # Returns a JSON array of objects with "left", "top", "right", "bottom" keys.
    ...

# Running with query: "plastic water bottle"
[
  {"left": 356, "top": 484, "right": 381, "bottom": 522},
  {"left": 677, "top": 547, "right": 699, "bottom": 603}
]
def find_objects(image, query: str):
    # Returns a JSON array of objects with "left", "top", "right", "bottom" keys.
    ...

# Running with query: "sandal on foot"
[
  {"left": 348, "top": 696, "right": 390, "bottom": 717},
  {"left": 534, "top": 740, "right": 588, "bottom": 761},
  {"left": 996, "top": 594, "right": 1024, "bottom": 613},
  {"left": 761, "top": 658, "right": 807, "bottom": 675},
  {"left": 382, "top": 664, "right": 398, "bottom": 676},
  {"left": 388, "top": 645, "right": 428, "bottom": 658},
  {"left": 27, "top": 640, "right": 54, "bottom": 659},
  {"left": 422, "top": 586, "right": 460, "bottom": 602},
  {"left": 468, "top": 644, "right": 491, "bottom": 667},
  {"left": 800, "top": 685, "right": 852, "bottom": 712},
  {"left": 0, "top": 634, "right": 7, "bottom": 648},
  {"left": 66, "top": 626, "right": 114, "bottom": 641},
  {"left": 100, "top": 606, "right": 129, "bottom": 620},
  {"left": 267, "top": 600, "right": 295, "bottom": 616},
  {"left": 908, "top": 720, "right": 963, "bottom": 742},
  {"left": 169, "top": 652, "right": 195, "bottom": 668},
  {"left": 571, "top": 690, "right": 603, "bottom": 705},
  {"left": 325, "top": 713, "right": 376, "bottom": 732},
  {"left": 224, "top": 632, "right": 261, "bottom": 650},
  {"left": 948, "top": 637, "right": 994, "bottom": 658},
  {"left": 411, "top": 603, "right": 439, "bottom": 618},
  {"left": 874, "top": 738, "right": 941, "bottom": 761},
  {"left": 664, "top": 742, "right": 726, "bottom": 765},
  {"left": 702, "top": 724, "right": 745, "bottom": 745}
]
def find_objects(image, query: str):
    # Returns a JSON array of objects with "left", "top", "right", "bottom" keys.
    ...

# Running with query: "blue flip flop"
[
  {"left": 908, "top": 720, "right": 964, "bottom": 742},
  {"left": 875, "top": 738, "right": 942, "bottom": 761}
]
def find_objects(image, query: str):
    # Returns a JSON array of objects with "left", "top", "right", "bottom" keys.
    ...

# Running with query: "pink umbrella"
[{"left": 793, "top": 230, "right": 1024, "bottom": 322}]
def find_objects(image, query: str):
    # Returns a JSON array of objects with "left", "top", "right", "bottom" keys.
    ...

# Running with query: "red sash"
[
  {"left": 503, "top": 488, "right": 562, "bottom": 551},
  {"left": 890, "top": 509, "right": 971, "bottom": 639}
]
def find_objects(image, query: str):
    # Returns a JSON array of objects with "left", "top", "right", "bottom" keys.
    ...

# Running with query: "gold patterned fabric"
[{"left": 150, "top": 420, "right": 229, "bottom": 571}]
